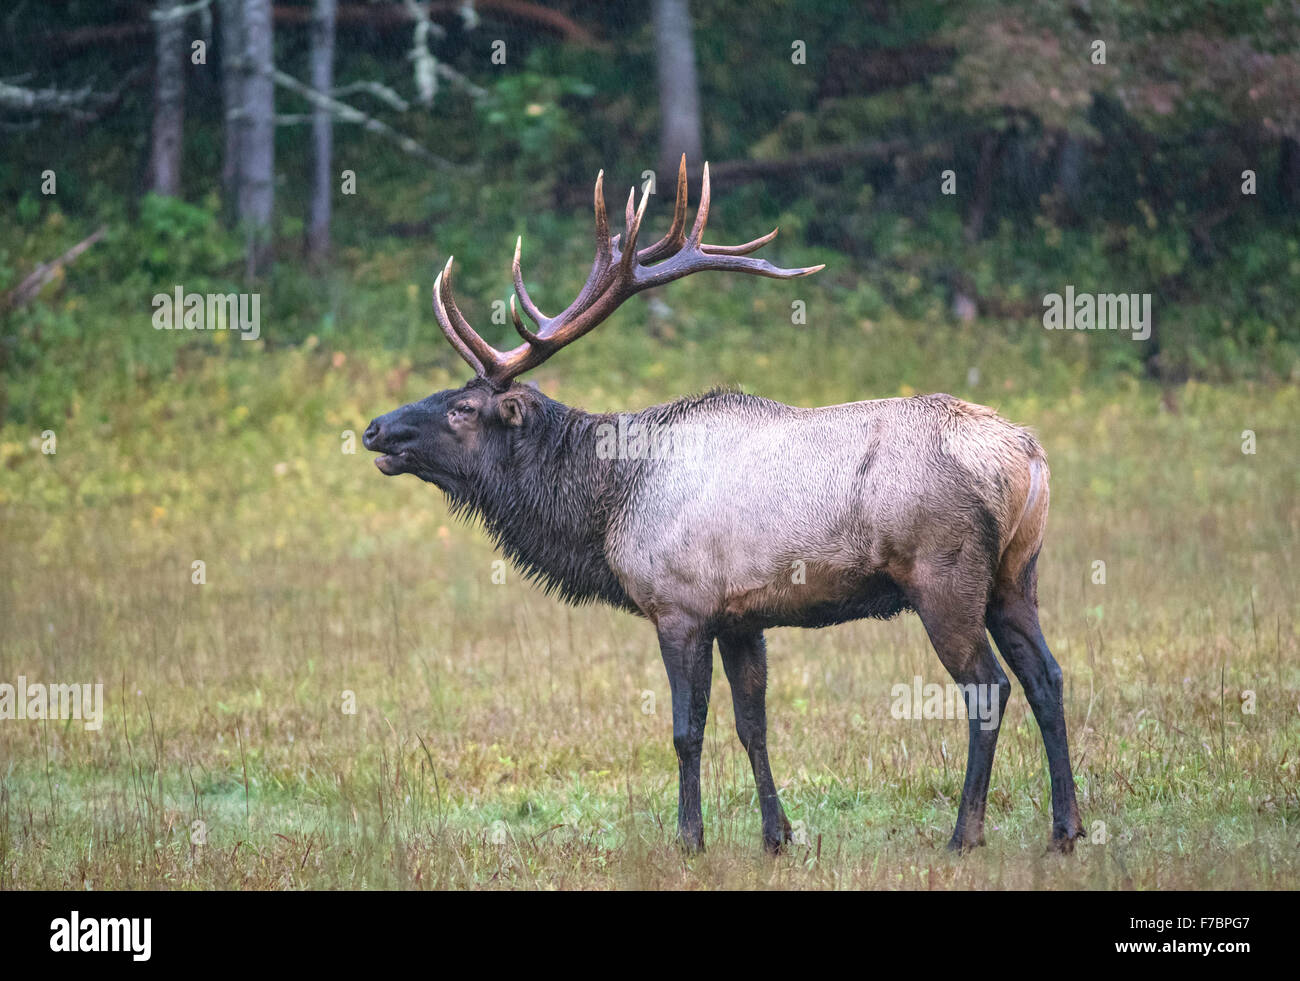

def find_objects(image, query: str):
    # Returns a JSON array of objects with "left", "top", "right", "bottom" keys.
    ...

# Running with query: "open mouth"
[{"left": 373, "top": 451, "right": 409, "bottom": 475}]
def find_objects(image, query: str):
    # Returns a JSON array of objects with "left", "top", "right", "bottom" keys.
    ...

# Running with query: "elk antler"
[{"left": 431, "top": 157, "right": 825, "bottom": 387}]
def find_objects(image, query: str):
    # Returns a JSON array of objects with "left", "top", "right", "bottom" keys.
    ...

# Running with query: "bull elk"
[{"left": 364, "top": 158, "right": 1084, "bottom": 854}]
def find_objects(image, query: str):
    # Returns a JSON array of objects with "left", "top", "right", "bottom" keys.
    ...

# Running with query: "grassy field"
[{"left": 0, "top": 290, "right": 1296, "bottom": 890}]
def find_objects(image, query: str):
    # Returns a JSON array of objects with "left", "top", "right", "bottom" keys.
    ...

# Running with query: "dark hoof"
[
  {"left": 757, "top": 815, "right": 794, "bottom": 855},
  {"left": 1048, "top": 824, "right": 1085, "bottom": 854},
  {"left": 761, "top": 830, "right": 792, "bottom": 855},
  {"left": 678, "top": 831, "right": 705, "bottom": 855},
  {"left": 762, "top": 816, "right": 794, "bottom": 855},
  {"left": 946, "top": 834, "right": 985, "bottom": 854}
]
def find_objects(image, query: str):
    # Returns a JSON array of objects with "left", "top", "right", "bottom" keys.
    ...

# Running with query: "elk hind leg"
[
  {"left": 911, "top": 583, "right": 1011, "bottom": 852},
  {"left": 986, "top": 556, "right": 1084, "bottom": 851}
]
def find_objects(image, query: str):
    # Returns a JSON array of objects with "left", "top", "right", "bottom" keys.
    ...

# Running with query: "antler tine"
[
  {"left": 686, "top": 161, "right": 712, "bottom": 247},
  {"left": 618, "top": 184, "right": 652, "bottom": 274},
  {"left": 701, "top": 227, "right": 779, "bottom": 256},
  {"left": 438, "top": 257, "right": 508, "bottom": 375},
  {"left": 511, "top": 236, "right": 548, "bottom": 328},
  {"left": 630, "top": 162, "right": 825, "bottom": 286},
  {"left": 553, "top": 169, "right": 615, "bottom": 323},
  {"left": 671, "top": 252, "right": 826, "bottom": 280},
  {"left": 637, "top": 154, "right": 689, "bottom": 264},
  {"left": 509, "top": 294, "right": 544, "bottom": 346},
  {"left": 631, "top": 251, "right": 825, "bottom": 291},
  {"left": 594, "top": 169, "right": 610, "bottom": 250},
  {"left": 432, "top": 260, "right": 485, "bottom": 376}
]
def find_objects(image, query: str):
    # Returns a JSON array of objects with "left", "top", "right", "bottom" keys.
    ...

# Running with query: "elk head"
[{"left": 362, "top": 157, "right": 823, "bottom": 487}]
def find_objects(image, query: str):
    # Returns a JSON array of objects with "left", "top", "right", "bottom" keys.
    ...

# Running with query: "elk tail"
[{"left": 996, "top": 451, "right": 1049, "bottom": 601}]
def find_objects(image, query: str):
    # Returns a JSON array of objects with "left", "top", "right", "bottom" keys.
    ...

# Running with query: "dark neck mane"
[{"left": 451, "top": 401, "right": 643, "bottom": 611}]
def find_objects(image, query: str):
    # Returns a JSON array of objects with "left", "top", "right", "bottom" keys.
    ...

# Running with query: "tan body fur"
[{"left": 610, "top": 392, "right": 1048, "bottom": 631}]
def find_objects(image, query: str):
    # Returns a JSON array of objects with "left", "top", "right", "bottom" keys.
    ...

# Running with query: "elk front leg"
[
  {"left": 656, "top": 614, "right": 714, "bottom": 853},
  {"left": 718, "top": 629, "right": 791, "bottom": 853}
]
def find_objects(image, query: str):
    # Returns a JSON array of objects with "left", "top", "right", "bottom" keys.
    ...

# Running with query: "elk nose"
[{"left": 363, "top": 419, "right": 382, "bottom": 449}]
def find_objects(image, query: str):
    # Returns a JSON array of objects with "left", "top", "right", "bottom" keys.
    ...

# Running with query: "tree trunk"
[
  {"left": 1281, "top": 137, "right": 1299, "bottom": 209},
  {"left": 1055, "top": 133, "right": 1084, "bottom": 220},
  {"left": 149, "top": 0, "right": 187, "bottom": 197},
  {"left": 308, "top": 0, "right": 336, "bottom": 263},
  {"left": 964, "top": 131, "right": 1004, "bottom": 243},
  {"left": 239, "top": 0, "right": 275, "bottom": 277},
  {"left": 652, "top": 0, "right": 702, "bottom": 180},
  {"left": 220, "top": 0, "right": 244, "bottom": 222}
]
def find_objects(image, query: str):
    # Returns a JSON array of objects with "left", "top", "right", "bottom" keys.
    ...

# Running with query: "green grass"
[{"left": 0, "top": 284, "right": 1296, "bottom": 889}]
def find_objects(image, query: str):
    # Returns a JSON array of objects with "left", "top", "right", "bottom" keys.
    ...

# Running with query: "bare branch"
[
  {"left": 0, "top": 80, "right": 109, "bottom": 117},
  {"left": 404, "top": 0, "right": 442, "bottom": 107},
  {"left": 271, "top": 70, "right": 461, "bottom": 168},
  {"left": 4, "top": 227, "right": 107, "bottom": 311},
  {"left": 149, "top": 0, "right": 212, "bottom": 20},
  {"left": 331, "top": 80, "right": 409, "bottom": 111}
]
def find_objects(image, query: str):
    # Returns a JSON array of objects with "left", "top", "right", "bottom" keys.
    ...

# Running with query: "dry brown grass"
[{"left": 1, "top": 352, "right": 1295, "bottom": 889}]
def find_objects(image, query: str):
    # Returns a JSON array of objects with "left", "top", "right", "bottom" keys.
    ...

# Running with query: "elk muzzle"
[{"left": 363, "top": 414, "right": 416, "bottom": 475}]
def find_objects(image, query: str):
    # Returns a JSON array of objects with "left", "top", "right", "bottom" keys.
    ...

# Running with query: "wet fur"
[
  {"left": 365, "top": 380, "right": 1082, "bottom": 853},
  {"left": 439, "top": 387, "right": 1047, "bottom": 626}
]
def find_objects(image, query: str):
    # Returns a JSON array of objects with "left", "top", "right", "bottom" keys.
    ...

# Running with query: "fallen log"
[{"left": 4, "top": 227, "right": 107, "bottom": 311}]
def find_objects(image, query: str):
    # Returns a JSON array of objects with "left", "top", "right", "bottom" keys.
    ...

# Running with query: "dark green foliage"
[{"left": 0, "top": 0, "right": 1297, "bottom": 427}]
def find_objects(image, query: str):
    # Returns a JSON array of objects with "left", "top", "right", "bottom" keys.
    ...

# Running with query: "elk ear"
[{"left": 497, "top": 391, "right": 528, "bottom": 428}]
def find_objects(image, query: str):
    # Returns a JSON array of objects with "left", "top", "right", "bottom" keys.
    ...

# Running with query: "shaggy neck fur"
[
  {"left": 443, "top": 388, "right": 750, "bottom": 612},
  {"left": 448, "top": 397, "right": 645, "bottom": 611}
]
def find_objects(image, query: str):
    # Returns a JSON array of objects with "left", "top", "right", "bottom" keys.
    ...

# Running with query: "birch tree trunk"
[
  {"left": 652, "top": 0, "right": 702, "bottom": 179},
  {"left": 219, "top": 0, "right": 244, "bottom": 222},
  {"left": 149, "top": 0, "right": 187, "bottom": 197},
  {"left": 239, "top": 0, "right": 275, "bottom": 276},
  {"left": 307, "top": 0, "right": 336, "bottom": 263}
]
